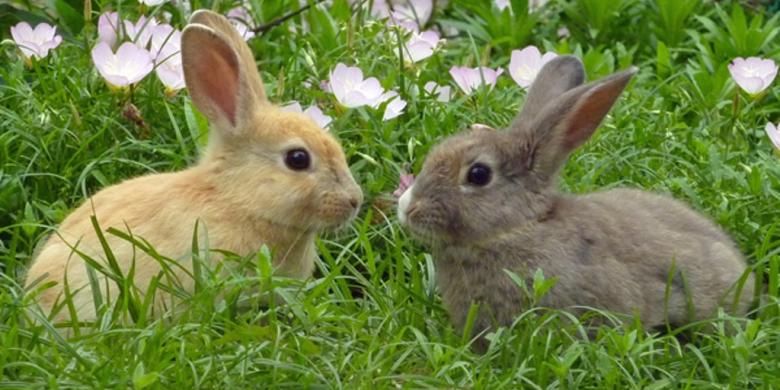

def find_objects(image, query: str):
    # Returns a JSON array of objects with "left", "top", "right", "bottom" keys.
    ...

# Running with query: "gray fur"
[{"left": 399, "top": 56, "right": 755, "bottom": 351}]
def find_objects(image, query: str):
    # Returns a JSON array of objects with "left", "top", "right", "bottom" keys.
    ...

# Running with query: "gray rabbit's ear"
[
  {"left": 517, "top": 66, "right": 637, "bottom": 177},
  {"left": 512, "top": 55, "right": 585, "bottom": 127}
]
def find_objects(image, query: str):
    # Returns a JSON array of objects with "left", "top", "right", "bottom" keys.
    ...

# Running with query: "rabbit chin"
[{"left": 319, "top": 209, "right": 359, "bottom": 231}]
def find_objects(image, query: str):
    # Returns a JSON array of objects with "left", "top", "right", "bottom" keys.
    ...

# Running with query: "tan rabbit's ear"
[
  {"left": 512, "top": 55, "right": 585, "bottom": 125},
  {"left": 182, "top": 24, "right": 260, "bottom": 135},
  {"left": 518, "top": 66, "right": 637, "bottom": 176},
  {"left": 188, "top": 10, "right": 267, "bottom": 103}
]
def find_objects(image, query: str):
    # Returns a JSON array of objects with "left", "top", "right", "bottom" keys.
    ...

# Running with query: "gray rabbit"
[{"left": 397, "top": 56, "right": 755, "bottom": 350}]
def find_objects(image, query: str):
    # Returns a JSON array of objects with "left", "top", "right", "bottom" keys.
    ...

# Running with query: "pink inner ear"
[
  {"left": 196, "top": 43, "right": 240, "bottom": 126},
  {"left": 562, "top": 85, "right": 622, "bottom": 151}
]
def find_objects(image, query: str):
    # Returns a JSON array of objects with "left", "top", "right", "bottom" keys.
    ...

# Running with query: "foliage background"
[{"left": 1, "top": 0, "right": 780, "bottom": 387}]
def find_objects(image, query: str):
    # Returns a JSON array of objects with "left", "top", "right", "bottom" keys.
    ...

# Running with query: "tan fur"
[
  {"left": 398, "top": 56, "right": 755, "bottom": 350},
  {"left": 25, "top": 11, "right": 362, "bottom": 324}
]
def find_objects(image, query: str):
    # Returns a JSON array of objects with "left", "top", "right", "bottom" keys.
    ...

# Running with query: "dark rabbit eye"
[
  {"left": 467, "top": 163, "right": 492, "bottom": 186},
  {"left": 285, "top": 148, "right": 311, "bottom": 171}
]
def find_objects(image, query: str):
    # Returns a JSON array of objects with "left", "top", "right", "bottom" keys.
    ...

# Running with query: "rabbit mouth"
[
  {"left": 318, "top": 206, "right": 360, "bottom": 230},
  {"left": 403, "top": 212, "right": 448, "bottom": 245}
]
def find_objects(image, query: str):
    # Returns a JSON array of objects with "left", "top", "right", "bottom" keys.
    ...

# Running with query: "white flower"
[
  {"left": 124, "top": 15, "right": 158, "bottom": 47},
  {"left": 97, "top": 12, "right": 122, "bottom": 47},
  {"left": 371, "top": 0, "right": 433, "bottom": 32},
  {"left": 508, "top": 45, "right": 558, "bottom": 88},
  {"left": 328, "top": 63, "right": 386, "bottom": 108},
  {"left": 728, "top": 57, "right": 778, "bottom": 95},
  {"left": 91, "top": 41, "right": 154, "bottom": 88},
  {"left": 379, "top": 91, "right": 406, "bottom": 120},
  {"left": 227, "top": 6, "right": 256, "bottom": 41},
  {"left": 150, "top": 24, "right": 181, "bottom": 62},
  {"left": 494, "top": 0, "right": 510, "bottom": 11},
  {"left": 140, "top": 0, "right": 168, "bottom": 5},
  {"left": 281, "top": 101, "right": 334, "bottom": 129},
  {"left": 766, "top": 122, "right": 780, "bottom": 150},
  {"left": 10, "top": 22, "right": 63, "bottom": 61},
  {"left": 402, "top": 30, "right": 441, "bottom": 63},
  {"left": 424, "top": 81, "right": 451, "bottom": 102},
  {"left": 449, "top": 66, "right": 503, "bottom": 95},
  {"left": 156, "top": 56, "right": 185, "bottom": 92}
]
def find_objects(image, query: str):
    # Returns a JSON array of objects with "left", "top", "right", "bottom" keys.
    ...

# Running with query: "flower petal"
[
  {"left": 303, "top": 105, "right": 332, "bottom": 129},
  {"left": 765, "top": 122, "right": 780, "bottom": 150}
]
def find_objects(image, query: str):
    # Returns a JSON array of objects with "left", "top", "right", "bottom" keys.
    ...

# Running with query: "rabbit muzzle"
[
  {"left": 318, "top": 188, "right": 363, "bottom": 228},
  {"left": 397, "top": 185, "right": 444, "bottom": 243}
]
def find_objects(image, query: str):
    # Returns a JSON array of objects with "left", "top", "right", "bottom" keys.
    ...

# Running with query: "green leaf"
[
  {"left": 183, "top": 98, "right": 209, "bottom": 151},
  {"left": 52, "top": 0, "right": 85, "bottom": 34},
  {"left": 132, "top": 363, "right": 159, "bottom": 389}
]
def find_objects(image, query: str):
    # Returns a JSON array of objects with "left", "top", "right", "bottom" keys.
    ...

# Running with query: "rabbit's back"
[
  {"left": 540, "top": 188, "right": 753, "bottom": 325},
  {"left": 26, "top": 167, "right": 315, "bottom": 321}
]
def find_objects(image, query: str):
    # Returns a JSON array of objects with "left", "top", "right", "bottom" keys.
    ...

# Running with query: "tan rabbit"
[
  {"left": 397, "top": 56, "right": 754, "bottom": 349},
  {"left": 25, "top": 10, "right": 363, "bottom": 324}
]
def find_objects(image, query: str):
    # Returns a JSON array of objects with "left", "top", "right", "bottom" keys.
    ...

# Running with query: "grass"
[{"left": 2, "top": 0, "right": 780, "bottom": 387}]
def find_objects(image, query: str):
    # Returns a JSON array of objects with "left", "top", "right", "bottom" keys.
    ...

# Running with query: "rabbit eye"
[
  {"left": 467, "top": 163, "right": 491, "bottom": 186},
  {"left": 285, "top": 148, "right": 311, "bottom": 171}
]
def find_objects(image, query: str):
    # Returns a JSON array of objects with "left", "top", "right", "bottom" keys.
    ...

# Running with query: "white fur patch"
[{"left": 397, "top": 184, "right": 414, "bottom": 224}]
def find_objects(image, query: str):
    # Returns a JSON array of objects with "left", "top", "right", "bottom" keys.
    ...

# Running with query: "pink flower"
[
  {"left": 449, "top": 66, "right": 503, "bottom": 95},
  {"left": 381, "top": 92, "right": 407, "bottom": 120},
  {"left": 423, "top": 81, "right": 451, "bottom": 102},
  {"left": 92, "top": 42, "right": 154, "bottom": 88},
  {"left": 98, "top": 12, "right": 121, "bottom": 47},
  {"left": 509, "top": 45, "right": 558, "bottom": 88},
  {"left": 329, "top": 63, "right": 386, "bottom": 108},
  {"left": 766, "top": 122, "right": 780, "bottom": 150},
  {"left": 124, "top": 15, "right": 158, "bottom": 47},
  {"left": 393, "top": 173, "right": 415, "bottom": 198},
  {"left": 402, "top": 30, "right": 441, "bottom": 63},
  {"left": 227, "top": 6, "right": 256, "bottom": 41},
  {"left": 728, "top": 57, "right": 778, "bottom": 95},
  {"left": 10, "top": 22, "right": 62, "bottom": 61},
  {"left": 281, "top": 101, "right": 334, "bottom": 129}
]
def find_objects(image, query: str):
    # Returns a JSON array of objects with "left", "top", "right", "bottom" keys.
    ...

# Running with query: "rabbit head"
[
  {"left": 398, "top": 56, "right": 636, "bottom": 246},
  {"left": 182, "top": 11, "right": 362, "bottom": 231}
]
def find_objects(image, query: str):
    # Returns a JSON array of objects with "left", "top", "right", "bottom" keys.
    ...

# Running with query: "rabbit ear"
[
  {"left": 181, "top": 24, "right": 260, "bottom": 135},
  {"left": 513, "top": 55, "right": 585, "bottom": 124},
  {"left": 188, "top": 10, "right": 267, "bottom": 103},
  {"left": 518, "top": 66, "right": 637, "bottom": 176}
]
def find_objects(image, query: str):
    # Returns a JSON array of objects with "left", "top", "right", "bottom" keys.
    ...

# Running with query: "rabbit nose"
[{"left": 348, "top": 186, "right": 363, "bottom": 209}]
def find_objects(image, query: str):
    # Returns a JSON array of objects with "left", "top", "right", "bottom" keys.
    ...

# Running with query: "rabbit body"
[
  {"left": 434, "top": 188, "right": 753, "bottom": 336},
  {"left": 28, "top": 163, "right": 317, "bottom": 322},
  {"left": 398, "top": 56, "right": 754, "bottom": 344},
  {"left": 26, "top": 11, "right": 362, "bottom": 323}
]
